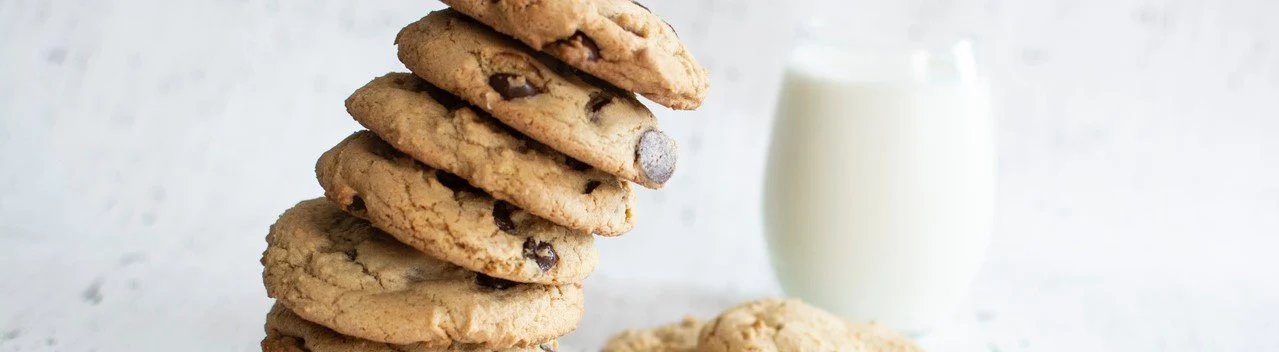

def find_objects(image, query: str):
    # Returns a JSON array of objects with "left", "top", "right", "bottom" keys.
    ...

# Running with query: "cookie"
[
  {"left": 261, "top": 198, "right": 584, "bottom": 347},
  {"left": 315, "top": 131, "right": 598, "bottom": 284},
  {"left": 441, "top": 0, "right": 709, "bottom": 110},
  {"left": 849, "top": 322, "right": 923, "bottom": 352},
  {"left": 601, "top": 316, "right": 702, "bottom": 352},
  {"left": 262, "top": 303, "right": 561, "bottom": 352},
  {"left": 396, "top": 9, "right": 679, "bottom": 189},
  {"left": 346, "top": 73, "right": 635, "bottom": 236},
  {"left": 697, "top": 299, "right": 866, "bottom": 352}
]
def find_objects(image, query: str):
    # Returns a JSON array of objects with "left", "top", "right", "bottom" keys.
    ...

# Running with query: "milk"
[{"left": 763, "top": 40, "right": 994, "bottom": 333}]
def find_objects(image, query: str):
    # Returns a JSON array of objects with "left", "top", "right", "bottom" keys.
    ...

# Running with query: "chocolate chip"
[
  {"left": 632, "top": 1, "right": 650, "bottom": 12},
  {"left": 636, "top": 130, "right": 677, "bottom": 184},
  {"left": 565, "top": 157, "right": 591, "bottom": 171},
  {"left": 522, "top": 237, "right": 558, "bottom": 272},
  {"left": 559, "top": 31, "right": 600, "bottom": 62},
  {"left": 586, "top": 91, "right": 613, "bottom": 123},
  {"left": 475, "top": 272, "right": 519, "bottom": 289},
  {"left": 492, "top": 200, "right": 517, "bottom": 234},
  {"left": 434, "top": 170, "right": 483, "bottom": 194},
  {"left": 584, "top": 180, "right": 602, "bottom": 194},
  {"left": 347, "top": 195, "right": 367, "bottom": 214},
  {"left": 488, "top": 73, "right": 539, "bottom": 100}
]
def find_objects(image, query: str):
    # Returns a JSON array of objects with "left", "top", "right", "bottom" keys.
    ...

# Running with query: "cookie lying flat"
[
  {"left": 346, "top": 73, "right": 635, "bottom": 236},
  {"left": 849, "top": 322, "right": 924, "bottom": 352},
  {"left": 261, "top": 199, "right": 584, "bottom": 347},
  {"left": 316, "top": 131, "right": 598, "bottom": 284},
  {"left": 441, "top": 0, "right": 709, "bottom": 110},
  {"left": 601, "top": 316, "right": 702, "bottom": 352},
  {"left": 397, "top": 9, "right": 678, "bottom": 189},
  {"left": 262, "top": 303, "right": 560, "bottom": 352},
  {"left": 697, "top": 299, "right": 866, "bottom": 352}
]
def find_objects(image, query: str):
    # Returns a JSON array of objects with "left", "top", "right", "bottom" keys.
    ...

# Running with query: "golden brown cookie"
[
  {"left": 441, "top": 0, "right": 709, "bottom": 110},
  {"left": 261, "top": 198, "right": 584, "bottom": 347},
  {"left": 345, "top": 73, "right": 635, "bottom": 236},
  {"left": 601, "top": 316, "right": 702, "bottom": 352},
  {"left": 315, "top": 131, "right": 598, "bottom": 284},
  {"left": 697, "top": 299, "right": 867, "bottom": 352},
  {"left": 396, "top": 9, "right": 679, "bottom": 189},
  {"left": 262, "top": 302, "right": 561, "bottom": 352},
  {"left": 848, "top": 322, "right": 923, "bottom": 352}
]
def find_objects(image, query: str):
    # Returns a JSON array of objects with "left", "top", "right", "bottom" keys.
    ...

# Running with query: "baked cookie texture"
[
  {"left": 697, "top": 299, "right": 866, "bottom": 352},
  {"left": 262, "top": 303, "right": 560, "bottom": 352},
  {"left": 849, "top": 322, "right": 924, "bottom": 352},
  {"left": 261, "top": 198, "right": 584, "bottom": 347},
  {"left": 441, "top": 0, "right": 709, "bottom": 110},
  {"left": 315, "top": 131, "right": 599, "bottom": 285},
  {"left": 396, "top": 9, "right": 679, "bottom": 189},
  {"left": 601, "top": 316, "right": 702, "bottom": 352},
  {"left": 346, "top": 72, "right": 635, "bottom": 236}
]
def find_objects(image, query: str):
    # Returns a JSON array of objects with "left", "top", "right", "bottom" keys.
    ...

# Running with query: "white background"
[{"left": 1, "top": 0, "right": 1277, "bottom": 351}]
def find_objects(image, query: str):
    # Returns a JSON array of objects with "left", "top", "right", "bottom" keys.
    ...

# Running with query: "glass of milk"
[{"left": 763, "top": 0, "right": 994, "bottom": 335}]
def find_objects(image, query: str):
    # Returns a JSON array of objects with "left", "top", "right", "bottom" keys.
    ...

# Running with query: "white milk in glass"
[{"left": 763, "top": 38, "right": 994, "bottom": 333}]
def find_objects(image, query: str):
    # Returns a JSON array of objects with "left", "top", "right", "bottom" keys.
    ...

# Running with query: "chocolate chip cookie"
[
  {"left": 849, "top": 322, "right": 923, "bottom": 352},
  {"left": 396, "top": 9, "right": 678, "bottom": 189},
  {"left": 441, "top": 0, "right": 709, "bottom": 110},
  {"left": 346, "top": 73, "right": 635, "bottom": 236},
  {"left": 601, "top": 316, "right": 703, "bottom": 352},
  {"left": 315, "top": 131, "right": 598, "bottom": 284},
  {"left": 697, "top": 299, "right": 867, "bottom": 352},
  {"left": 262, "top": 303, "right": 561, "bottom": 352},
  {"left": 261, "top": 199, "right": 584, "bottom": 347}
]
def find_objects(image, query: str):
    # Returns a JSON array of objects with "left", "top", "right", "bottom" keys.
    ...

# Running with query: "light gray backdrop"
[{"left": 1, "top": 0, "right": 1276, "bottom": 351}]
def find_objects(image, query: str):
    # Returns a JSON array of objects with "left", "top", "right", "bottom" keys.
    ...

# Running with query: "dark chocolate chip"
[
  {"left": 584, "top": 180, "right": 602, "bottom": 194},
  {"left": 632, "top": 0, "right": 650, "bottom": 12},
  {"left": 522, "top": 237, "right": 558, "bottom": 272},
  {"left": 636, "top": 130, "right": 677, "bottom": 184},
  {"left": 475, "top": 272, "right": 519, "bottom": 289},
  {"left": 562, "top": 31, "right": 600, "bottom": 62},
  {"left": 434, "top": 170, "right": 483, "bottom": 194},
  {"left": 565, "top": 157, "right": 591, "bottom": 171},
  {"left": 586, "top": 91, "right": 614, "bottom": 123},
  {"left": 492, "top": 200, "right": 517, "bottom": 234},
  {"left": 488, "top": 73, "right": 539, "bottom": 100},
  {"left": 347, "top": 195, "right": 367, "bottom": 214}
]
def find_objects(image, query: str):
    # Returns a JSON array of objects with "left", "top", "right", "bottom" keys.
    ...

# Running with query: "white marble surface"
[{"left": 1, "top": 0, "right": 1277, "bottom": 351}]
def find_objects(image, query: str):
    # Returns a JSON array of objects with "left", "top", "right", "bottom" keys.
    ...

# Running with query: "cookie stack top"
[{"left": 261, "top": 1, "right": 707, "bottom": 351}]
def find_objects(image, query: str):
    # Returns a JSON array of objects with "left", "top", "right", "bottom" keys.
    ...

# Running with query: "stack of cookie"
[{"left": 260, "top": 1, "right": 706, "bottom": 351}]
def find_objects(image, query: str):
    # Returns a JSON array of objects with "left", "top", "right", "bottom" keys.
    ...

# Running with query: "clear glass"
[{"left": 762, "top": 0, "right": 994, "bottom": 334}]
